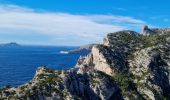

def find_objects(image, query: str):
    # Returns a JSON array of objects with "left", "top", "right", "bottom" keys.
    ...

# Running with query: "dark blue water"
[{"left": 0, "top": 46, "right": 87, "bottom": 87}]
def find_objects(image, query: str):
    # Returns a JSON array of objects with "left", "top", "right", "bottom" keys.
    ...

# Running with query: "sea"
[{"left": 0, "top": 46, "right": 88, "bottom": 87}]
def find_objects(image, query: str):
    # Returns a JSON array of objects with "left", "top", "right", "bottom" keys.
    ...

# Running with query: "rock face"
[
  {"left": 142, "top": 25, "right": 154, "bottom": 36},
  {"left": 0, "top": 27, "right": 170, "bottom": 100}
]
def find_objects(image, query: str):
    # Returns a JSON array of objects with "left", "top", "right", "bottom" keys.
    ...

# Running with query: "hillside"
[{"left": 0, "top": 27, "right": 170, "bottom": 100}]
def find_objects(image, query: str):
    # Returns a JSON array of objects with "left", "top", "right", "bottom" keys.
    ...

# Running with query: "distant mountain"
[
  {"left": 60, "top": 44, "right": 97, "bottom": 54},
  {"left": 0, "top": 42, "right": 20, "bottom": 47}
]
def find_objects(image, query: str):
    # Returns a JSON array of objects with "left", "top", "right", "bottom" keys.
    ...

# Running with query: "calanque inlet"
[{"left": 0, "top": 26, "right": 170, "bottom": 100}]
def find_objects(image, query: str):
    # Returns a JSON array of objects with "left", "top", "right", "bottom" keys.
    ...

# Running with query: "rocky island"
[
  {"left": 0, "top": 26, "right": 170, "bottom": 100},
  {"left": 0, "top": 42, "right": 20, "bottom": 47}
]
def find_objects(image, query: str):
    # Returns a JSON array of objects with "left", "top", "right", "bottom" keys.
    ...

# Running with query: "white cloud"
[{"left": 0, "top": 4, "right": 146, "bottom": 45}]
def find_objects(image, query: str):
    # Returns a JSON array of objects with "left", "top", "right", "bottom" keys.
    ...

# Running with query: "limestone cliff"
[{"left": 0, "top": 27, "right": 170, "bottom": 100}]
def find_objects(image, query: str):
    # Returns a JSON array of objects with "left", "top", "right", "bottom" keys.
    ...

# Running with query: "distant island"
[{"left": 0, "top": 42, "right": 20, "bottom": 47}]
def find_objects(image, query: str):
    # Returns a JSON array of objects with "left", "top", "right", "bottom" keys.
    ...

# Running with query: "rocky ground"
[{"left": 0, "top": 27, "right": 170, "bottom": 100}]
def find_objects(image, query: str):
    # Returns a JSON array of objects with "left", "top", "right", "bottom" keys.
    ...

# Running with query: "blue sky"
[{"left": 0, "top": 0, "right": 169, "bottom": 46}]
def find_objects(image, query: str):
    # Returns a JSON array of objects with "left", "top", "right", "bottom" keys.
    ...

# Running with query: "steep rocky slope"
[{"left": 0, "top": 27, "right": 170, "bottom": 100}]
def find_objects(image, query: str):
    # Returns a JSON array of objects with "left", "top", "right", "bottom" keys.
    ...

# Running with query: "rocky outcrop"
[
  {"left": 0, "top": 67, "right": 122, "bottom": 100},
  {"left": 76, "top": 45, "right": 126, "bottom": 76},
  {"left": 142, "top": 25, "right": 170, "bottom": 36},
  {"left": 0, "top": 27, "right": 170, "bottom": 100}
]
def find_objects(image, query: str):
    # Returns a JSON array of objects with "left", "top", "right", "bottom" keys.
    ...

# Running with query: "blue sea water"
[{"left": 0, "top": 46, "right": 88, "bottom": 87}]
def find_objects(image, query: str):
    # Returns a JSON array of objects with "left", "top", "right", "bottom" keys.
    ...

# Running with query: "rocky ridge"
[
  {"left": 142, "top": 25, "right": 170, "bottom": 36},
  {"left": 0, "top": 27, "right": 170, "bottom": 100}
]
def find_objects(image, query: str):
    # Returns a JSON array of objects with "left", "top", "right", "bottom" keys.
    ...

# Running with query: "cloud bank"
[{"left": 0, "top": 4, "right": 146, "bottom": 45}]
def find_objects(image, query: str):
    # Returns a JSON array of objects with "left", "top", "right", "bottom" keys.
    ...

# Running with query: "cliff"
[{"left": 0, "top": 27, "right": 170, "bottom": 100}]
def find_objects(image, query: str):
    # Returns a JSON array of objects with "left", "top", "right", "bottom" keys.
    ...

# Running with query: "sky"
[{"left": 0, "top": 0, "right": 169, "bottom": 46}]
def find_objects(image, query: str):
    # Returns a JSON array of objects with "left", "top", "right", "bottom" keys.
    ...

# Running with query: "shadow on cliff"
[
  {"left": 149, "top": 53, "right": 170, "bottom": 98},
  {"left": 65, "top": 70, "right": 123, "bottom": 100}
]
